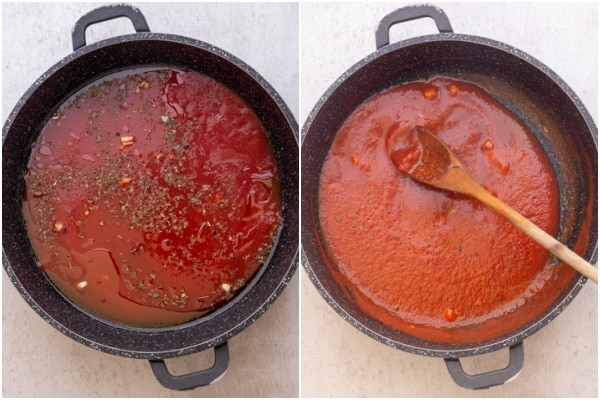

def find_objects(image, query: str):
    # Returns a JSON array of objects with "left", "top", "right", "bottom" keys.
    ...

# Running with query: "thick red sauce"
[
  {"left": 24, "top": 68, "right": 282, "bottom": 327},
  {"left": 318, "top": 77, "right": 572, "bottom": 344}
]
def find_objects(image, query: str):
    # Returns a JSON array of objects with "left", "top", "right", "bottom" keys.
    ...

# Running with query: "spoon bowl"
[{"left": 388, "top": 126, "right": 598, "bottom": 284}]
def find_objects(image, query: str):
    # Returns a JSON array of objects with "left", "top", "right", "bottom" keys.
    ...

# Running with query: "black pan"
[
  {"left": 301, "top": 5, "right": 597, "bottom": 390},
  {"left": 2, "top": 4, "right": 298, "bottom": 391}
]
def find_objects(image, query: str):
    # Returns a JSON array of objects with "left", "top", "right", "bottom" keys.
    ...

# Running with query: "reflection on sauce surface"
[
  {"left": 318, "top": 77, "right": 574, "bottom": 344},
  {"left": 24, "top": 68, "right": 282, "bottom": 327}
]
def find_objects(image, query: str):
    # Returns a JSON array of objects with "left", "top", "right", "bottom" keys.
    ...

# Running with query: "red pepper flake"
[
  {"left": 447, "top": 83, "right": 458, "bottom": 96},
  {"left": 481, "top": 139, "right": 495, "bottom": 151},
  {"left": 498, "top": 162, "right": 510, "bottom": 174},
  {"left": 130, "top": 243, "right": 143, "bottom": 255},
  {"left": 444, "top": 308, "right": 460, "bottom": 322},
  {"left": 422, "top": 86, "right": 438, "bottom": 100},
  {"left": 120, "top": 177, "right": 132, "bottom": 185}
]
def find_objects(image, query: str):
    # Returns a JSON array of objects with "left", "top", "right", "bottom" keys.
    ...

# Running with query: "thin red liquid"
[
  {"left": 318, "top": 77, "right": 571, "bottom": 344},
  {"left": 24, "top": 68, "right": 282, "bottom": 327}
]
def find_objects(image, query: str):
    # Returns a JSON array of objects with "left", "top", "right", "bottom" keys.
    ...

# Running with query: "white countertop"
[
  {"left": 2, "top": 2, "right": 299, "bottom": 397},
  {"left": 300, "top": 2, "right": 597, "bottom": 398}
]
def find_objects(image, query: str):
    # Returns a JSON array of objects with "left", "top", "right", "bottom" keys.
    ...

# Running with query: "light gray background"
[
  {"left": 2, "top": 2, "right": 299, "bottom": 397},
  {"left": 300, "top": 2, "right": 597, "bottom": 398}
]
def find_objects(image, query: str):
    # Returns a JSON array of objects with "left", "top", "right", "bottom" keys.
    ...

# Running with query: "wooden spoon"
[{"left": 388, "top": 125, "right": 598, "bottom": 284}]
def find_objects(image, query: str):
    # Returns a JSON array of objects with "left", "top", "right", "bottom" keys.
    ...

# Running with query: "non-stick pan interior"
[
  {"left": 3, "top": 34, "right": 299, "bottom": 358},
  {"left": 301, "top": 35, "right": 597, "bottom": 357}
]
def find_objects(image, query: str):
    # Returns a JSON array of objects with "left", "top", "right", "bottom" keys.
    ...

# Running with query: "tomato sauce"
[
  {"left": 318, "top": 77, "right": 571, "bottom": 344},
  {"left": 23, "top": 68, "right": 282, "bottom": 327}
]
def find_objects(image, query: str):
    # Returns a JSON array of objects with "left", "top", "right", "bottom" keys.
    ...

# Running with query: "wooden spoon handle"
[{"left": 472, "top": 185, "right": 598, "bottom": 284}]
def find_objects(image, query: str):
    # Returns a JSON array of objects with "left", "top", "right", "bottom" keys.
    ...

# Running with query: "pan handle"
[
  {"left": 72, "top": 4, "right": 151, "bottom": 51},
  {"left": 443, "top": 342, "right": 524, "bottom": 390},
  {"left": 376, "top": 5, "right": 454, "bottom": 49},
  {"left": 149, "top": 342, "right": 229, "bottom": 391}
]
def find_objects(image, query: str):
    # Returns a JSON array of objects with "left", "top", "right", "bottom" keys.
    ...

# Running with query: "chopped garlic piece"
[
  {"left": 120, "top": 136, "right": 135, "bottom": 146},
  {"left": 53, "top": 221, "right": 65, "bottom": 232},
  {"left": 221, "top": 283, "right": 231, "bottom": 292}
]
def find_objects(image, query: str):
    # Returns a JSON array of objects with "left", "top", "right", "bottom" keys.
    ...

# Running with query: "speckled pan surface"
[
  {"left": 301, "top": 9, "right": 597, "bottom": 358},
  {"left": 3, "top": 10, "right": 299, "bottom": 358}
]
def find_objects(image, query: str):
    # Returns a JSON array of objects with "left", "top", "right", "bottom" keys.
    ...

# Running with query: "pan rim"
[
  {"left": 301, "top": 33, "right": 597, "bottom": 358},
  {"left": 3, "top": 32, "right": 300, "bottom": 359}
]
